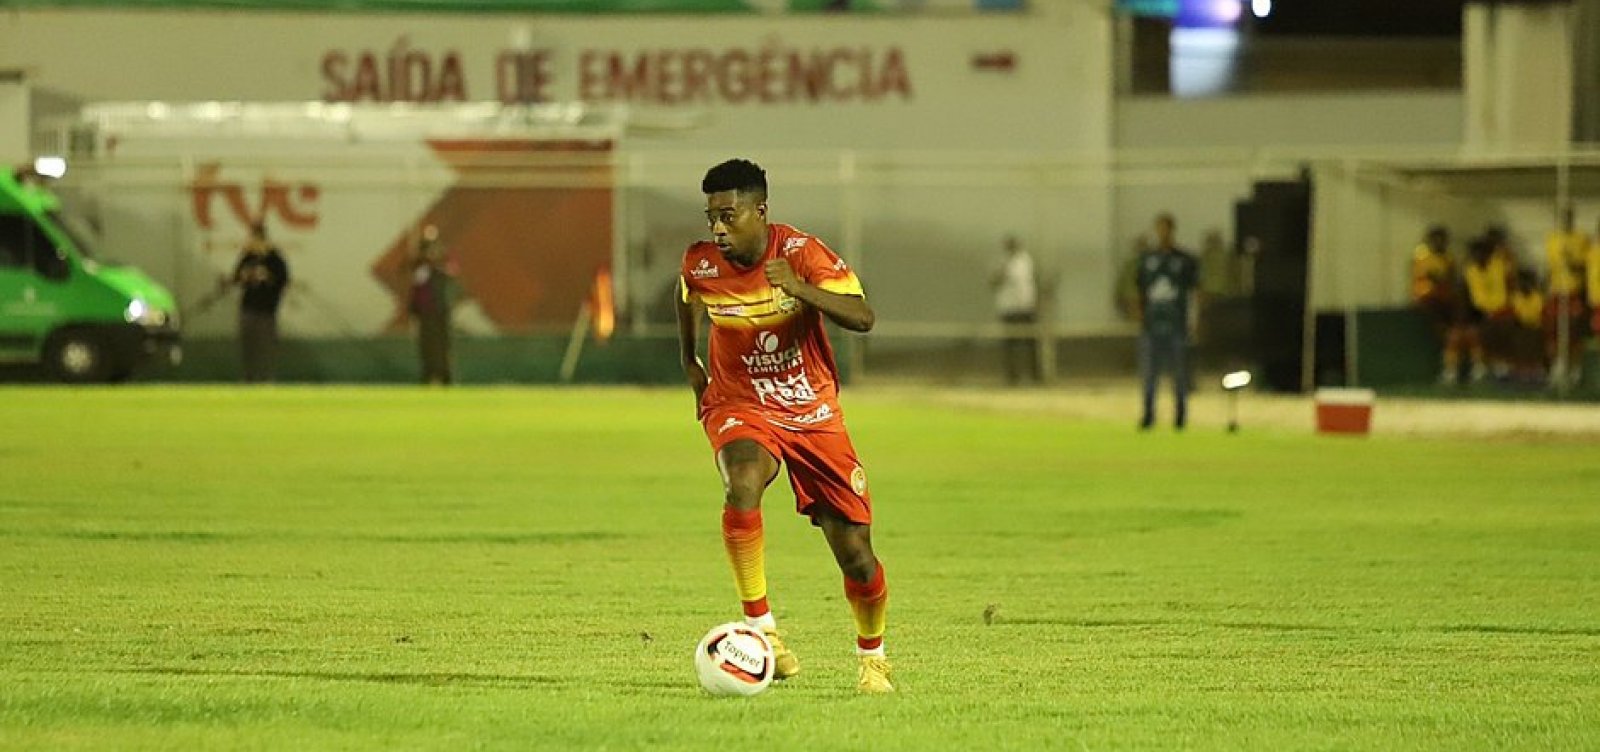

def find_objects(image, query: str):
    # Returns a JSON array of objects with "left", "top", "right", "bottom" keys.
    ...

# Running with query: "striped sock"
[
  {"left": 721, "top": 506, "right": 770, "bottom": 620},
  {"left": 844, "top": 560, "right": 888, "bottom": 654}
]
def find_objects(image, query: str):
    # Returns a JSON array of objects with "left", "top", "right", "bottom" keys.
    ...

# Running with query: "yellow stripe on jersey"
[
  {"left": 699, "top": 291, "right": 799, "bottom": 328},
  {"left": 818, "top": 274, "right": 865, "bottom": 297}
]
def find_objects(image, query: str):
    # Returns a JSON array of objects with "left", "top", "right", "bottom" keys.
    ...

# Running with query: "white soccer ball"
[{"left": 693, "top": 622, "right": 775, "bottom": 697}]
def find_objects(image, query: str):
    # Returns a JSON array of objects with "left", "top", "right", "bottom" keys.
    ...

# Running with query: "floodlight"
[
  {"left": 33, "top": 156, "right": 67, "bottom": 179},
  {"left": 1221, "top": 370, "right": 1251, "bottom": 432}
]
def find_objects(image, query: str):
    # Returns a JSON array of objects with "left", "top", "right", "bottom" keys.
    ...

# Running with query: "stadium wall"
[{"left": 4, "top": 6, "right": 1120, "bottom": 367}]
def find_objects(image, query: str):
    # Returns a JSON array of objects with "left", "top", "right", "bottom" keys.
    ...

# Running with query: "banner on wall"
[{"left": 4, "top": 0, "right": 1023, "bottom": 12}]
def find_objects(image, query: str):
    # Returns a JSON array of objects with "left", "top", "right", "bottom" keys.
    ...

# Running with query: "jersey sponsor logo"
[
  {"left": 752, "top": 371, "right": 818, "bottom": 408},
  {"left": 709, "top": 303, "right": 748, "bottom": 317},
  {"left": 691, "top": 258, "right": 720, "bottom": 279},
  {"left": 782, "top": 236, "right": 808, "bottom": 255},
  {"left": 850, "top": 465, "right": 868, "bottom": 496},
  {"left": 787, "top": 403, "right": 834, "bottom": 425},
  {"left": 741, "top": 333, "right": 804, "bottom": 375}
]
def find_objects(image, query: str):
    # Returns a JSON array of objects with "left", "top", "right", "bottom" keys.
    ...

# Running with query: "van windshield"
[{"left": 47, "top": 210, "right": 101, "bottom": 261}]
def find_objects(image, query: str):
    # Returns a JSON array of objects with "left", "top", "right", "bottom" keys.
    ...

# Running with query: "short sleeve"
[
  {"left": 792, "top": 235, "right": 864, "bottom": 297},
  {"left": 678, "top": 274, "right": 695, "bottom": 305}
]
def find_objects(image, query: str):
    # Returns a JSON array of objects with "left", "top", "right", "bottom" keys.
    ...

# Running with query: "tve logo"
[{"left": 188, "top": 162, "right": 321, "bottom": 233}]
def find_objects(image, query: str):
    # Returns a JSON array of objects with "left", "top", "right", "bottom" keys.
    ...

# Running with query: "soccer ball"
[{"left": 693, "top": 622, "right": 775, "bottom": 697}]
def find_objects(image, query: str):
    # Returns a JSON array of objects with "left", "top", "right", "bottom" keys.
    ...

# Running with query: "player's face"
[{"left": 705, "top": 190, "right": 767, "bottom": 265}]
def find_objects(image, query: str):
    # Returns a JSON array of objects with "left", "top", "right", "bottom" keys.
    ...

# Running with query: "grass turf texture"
[{"left": 1, "top": 387, "right": 1596, "bottom": 750}]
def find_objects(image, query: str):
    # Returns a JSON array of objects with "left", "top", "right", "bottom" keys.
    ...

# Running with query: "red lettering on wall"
[
  {"left": 321, "top": 52, "right": 348, "bottom": 102},
  {"left": 496, "top": 50, "right": 554, "bottom": 104},
  {"left": 189, "top": 163, "right": 320, "bottom": 233},
  {"left": 321, "top": 39, "right": 470, "bottom": 103},
  {"left": 880, "top": 47, "right": 912, "bottom": 100},
  {"left": 683, "top": 49, "right": 713, "bottom": 103},
  {"left": 437, "top": 53, "right": 467, "bottom": 102},
  {"left": 320, "top": 41, "right": 913, "bottom": 106}
]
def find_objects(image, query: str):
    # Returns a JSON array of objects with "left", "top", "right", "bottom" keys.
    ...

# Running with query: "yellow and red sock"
[
  {"left": 721, "top": 506, "right": 769, "bottom": 618},
  {"left": 844, "top": 560, "right": 888, "bottom": 652}
]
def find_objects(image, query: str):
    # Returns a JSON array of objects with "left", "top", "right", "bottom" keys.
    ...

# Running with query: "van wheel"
[{"left": 46, "top": 330, "right": 112, "bottom": 383}]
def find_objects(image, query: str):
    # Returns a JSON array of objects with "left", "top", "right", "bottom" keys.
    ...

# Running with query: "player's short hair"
[
  {"left": 702, "top": 159, "right": 768, "bottom": 202},
  {"left": 1155, "top": 213, "right": 1175, "bottom": 228}
]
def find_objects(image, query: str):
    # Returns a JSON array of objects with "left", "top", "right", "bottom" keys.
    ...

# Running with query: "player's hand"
[{"left": 764, "top": 259, "right": 802, "bottom": 294}]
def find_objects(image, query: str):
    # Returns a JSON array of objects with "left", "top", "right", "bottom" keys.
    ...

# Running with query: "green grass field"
[{"left": 2, "top": 387, "right": 1597, "bottom": 750}]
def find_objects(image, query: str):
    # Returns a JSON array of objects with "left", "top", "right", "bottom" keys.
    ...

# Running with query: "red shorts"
[{"left": 700, "top": 405, "right": 872, "bottom": 526}]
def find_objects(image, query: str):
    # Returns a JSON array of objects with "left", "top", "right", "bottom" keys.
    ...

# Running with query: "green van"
[{"left": 0, "top": 166, "right": 181, "bottom": 382}]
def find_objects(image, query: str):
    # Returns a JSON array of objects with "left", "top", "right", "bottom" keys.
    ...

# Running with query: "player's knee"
[
  {"left": 839, "top": 547, "right": 877, "bottom": 583},
  {"left": 723, "top": 471, "right": 766, "bottom": 509}
]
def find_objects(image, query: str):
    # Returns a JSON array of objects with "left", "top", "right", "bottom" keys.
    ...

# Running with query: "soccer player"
[{"left": 675, "top": 159, "right": 893, "bottom": 694}]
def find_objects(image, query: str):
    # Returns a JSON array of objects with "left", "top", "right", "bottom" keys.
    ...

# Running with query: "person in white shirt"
[{"left": 991, "top": 235, "right": 1039, "bottom": 385}]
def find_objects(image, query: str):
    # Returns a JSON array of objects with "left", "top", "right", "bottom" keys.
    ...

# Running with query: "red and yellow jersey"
[
  {"left": 1510, "top": 288, "right": 1544, "bottom": 328},
  {"left": 1589, "top": 242, "right": 1600, "bottom": 307},
  {"left": 1410, "top": 244, "right": 1455, "bottom": 302},
  {"left": 1465, "top": 253, "right": 1510, "bottom": 313},
  {"left": 1545, "top": 230, "right": 1590, "bottom": 296},
  {"left": 680, "top": 223, "right": 865, "bottom": 431}
]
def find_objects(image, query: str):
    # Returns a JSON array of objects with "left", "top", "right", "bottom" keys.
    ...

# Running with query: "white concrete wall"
[
  {"left": 1112, "top": 92, "right": 1465, "bottom": 286},
  {"left": 0, "top": 7, "right": 1110, "bottom": 154},
  {"left": 1116, "top": 92, "right": 1465, "bottom": 150},
  {"left": 1, "top": 6, "right": 1125, "bottom": 335},
  {"left": 1466, "top": 2, "right": 1574, "bottom": 150},
  {"left": 0, "top": 76, "right": 27, "bottom": 166}
]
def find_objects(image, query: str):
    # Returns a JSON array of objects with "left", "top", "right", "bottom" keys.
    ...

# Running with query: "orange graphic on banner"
[{"left": 370, "top": 139, "right": 614, "bottom": 334}]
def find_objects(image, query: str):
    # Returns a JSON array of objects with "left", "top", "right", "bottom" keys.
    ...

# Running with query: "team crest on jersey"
[
  {"left": 782, "top": 237, "right": 808, "bottom": 255},
  {"left": 774, "top": 288, "right": 800, "bottom": 314},
  {"left": 691, "top": 258, "right": 720, "bottom": 279},
  {"left": 850, "top": 466, "right": 868, "bottom": 496}
]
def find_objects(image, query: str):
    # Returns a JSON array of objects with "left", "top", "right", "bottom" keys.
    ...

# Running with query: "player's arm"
[
  {"left": 763, "top": 259, "right": 875, "bottom": 332},
  {"left": 675, "top": 278, "right": 709, "bottom": 409}
]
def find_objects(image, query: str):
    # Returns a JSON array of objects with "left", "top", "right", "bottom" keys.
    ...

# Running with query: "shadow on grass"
[
  {"left": 1001, "top": 617, "right": 1331, "bottom": 633},
  {"left": 0, "top": 529, "right": 626, "bottom": 545},
  {"left": 118, "top": 666, "right": 564, "bottom": 689},
  {"left": 994, "top": 617, "right": 1600, "bottom": 638}
]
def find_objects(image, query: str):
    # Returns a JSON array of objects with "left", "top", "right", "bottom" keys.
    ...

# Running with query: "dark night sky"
[{"left": 1253, "top": 0, "right": 1466, "bottom": 37}]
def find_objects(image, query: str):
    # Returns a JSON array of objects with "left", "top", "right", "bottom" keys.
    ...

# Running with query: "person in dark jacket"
[{"left": 233, "top": 222, "right": 289, "bottom": 383}]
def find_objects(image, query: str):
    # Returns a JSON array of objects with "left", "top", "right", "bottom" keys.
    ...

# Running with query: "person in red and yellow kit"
[
  {"left": 676, "top": 159, "right": 892, "bottom": 694},
  {"left": 1410, "top": 226, "right": 1475, "bottom": 384},
  {"left": 1542, "top": 207, "right": 1590, "bottom": 385},
  {"left": 1465, "top": 232, "right": 1515, "bottom": 381},
  {"left": 1508, "top": 267, "right": 1548, "bottom": 383}
]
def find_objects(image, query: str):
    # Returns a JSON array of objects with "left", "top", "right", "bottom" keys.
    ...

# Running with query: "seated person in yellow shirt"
[{"left": 1508, "top": 268, "right": 1547, "bottom": 384}]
